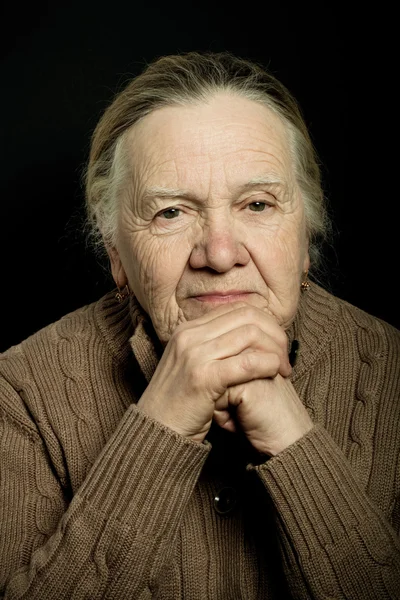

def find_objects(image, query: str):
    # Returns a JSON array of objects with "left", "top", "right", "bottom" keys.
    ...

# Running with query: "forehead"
[{"left": 126, "top": 92, "right": 293, "bottom": 192}]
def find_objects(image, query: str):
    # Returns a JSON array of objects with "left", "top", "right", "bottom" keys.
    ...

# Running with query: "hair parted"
[{"left": 85, "top": 51, "right": 330, "bottom": 269}]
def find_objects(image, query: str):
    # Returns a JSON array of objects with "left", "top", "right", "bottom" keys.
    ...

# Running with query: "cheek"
[
  {"left": 120, "top": 232, "right": 191, "bottom": 310},
  {"left": 250, "top": 226, "right": 305, "bottom": 328},
  {"left": 252, "top": 223, "right": 305, "bottom": 278}
]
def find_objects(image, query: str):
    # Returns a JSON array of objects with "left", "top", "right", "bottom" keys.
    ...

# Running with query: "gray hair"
[{"left": 85, "top": 52, "right": 330, "bottom": 269}]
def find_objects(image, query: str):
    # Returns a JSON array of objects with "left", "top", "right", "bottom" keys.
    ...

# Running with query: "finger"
[
  {"left": 201, "top": 324, "right": 291, "bottom": 376},
  {"left": 213, "top": 351, "right": 281, "bottom": 391},
  {"left": 182, "top": 304, "right": 289, "bottom": 355},
  {"left": 213, "top": 409, "right": 237, "bottom": 432}
]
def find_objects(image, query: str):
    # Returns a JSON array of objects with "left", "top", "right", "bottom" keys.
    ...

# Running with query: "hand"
[
  {"left": 213, "top": 375, "right": 314, "bottom": 456},
  {"left": 137, "top": 303, "right": 291, "bottom": 443}
]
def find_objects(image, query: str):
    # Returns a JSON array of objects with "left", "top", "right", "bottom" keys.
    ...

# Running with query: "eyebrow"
[
  {"left": 142, "top": 186, "right": 193, "bottom": 201},
  {"left": 244, "top": 175, "right": 283, "bottom": 187},
  {"left": 141, "top": 175, "right": 284, "bottom": 202}
]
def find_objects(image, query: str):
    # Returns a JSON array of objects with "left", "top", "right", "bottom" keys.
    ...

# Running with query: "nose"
[{"left": 189, "top": 216, "right": 250, "bottom": 272}]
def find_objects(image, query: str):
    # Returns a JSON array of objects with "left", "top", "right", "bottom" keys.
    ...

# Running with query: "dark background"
[{"left": 1, "top": 3, "right": 398, "bottom": 352}]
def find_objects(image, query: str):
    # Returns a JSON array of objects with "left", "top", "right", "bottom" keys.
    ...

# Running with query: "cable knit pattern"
[
  {"left": 0, "top": 283, "right": 399, "bottom": 599},
  {"left": 348, "top": 320, "right": 381, "bottom": 484}
]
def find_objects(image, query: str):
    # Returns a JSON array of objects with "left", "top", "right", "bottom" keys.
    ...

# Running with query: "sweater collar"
[
  {"left": 94, "top": 290, "right": 160, "bottom": 382},
  {"left": 286, "top": 282, "right": 341, "bottom": 380},
  {"left": 95, "top": 283, "right": 341, "bottom": 384}
]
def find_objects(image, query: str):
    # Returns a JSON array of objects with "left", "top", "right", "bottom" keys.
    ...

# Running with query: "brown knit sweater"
[{"left": 0, "top": 283, "right": 399, "bottom": 599}]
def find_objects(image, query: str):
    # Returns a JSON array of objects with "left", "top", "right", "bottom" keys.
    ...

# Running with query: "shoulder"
[
  {"left": 1, "top": 297, "right": 99, "bottom": 376},
  {"left": 305, "top": 283, "right": 399, "bottom": 349},
  {"left": 294, "top": 283, "right": 400, "bottom": 394},
  {"left": 301, "top": 284, "right": 400, "bottom": 411},
  {"left": 0, "top": 290, "right": 136, "bottom": 373},
  {"left": 336, "top": 294, "right": 400, "bottom": 401},
  {"left": 0, "top": 291, "right": 136, "bottom": 425},
  {"left": 0, "top": 292, "right": 139, "bottom": 479},
  {"left": 0, "top": 298, "right": 101, "bottom": 431},
  {"left": 320, "top": 285, "right": 399, "bottom": 360}
]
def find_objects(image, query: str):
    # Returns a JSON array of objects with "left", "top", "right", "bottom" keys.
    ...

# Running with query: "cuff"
[
  {"left": 250, "top": 425, "right": 380, "bottom": 558},
  {"left": 78, "top": 404, "right": 210, "bottom": 535}
]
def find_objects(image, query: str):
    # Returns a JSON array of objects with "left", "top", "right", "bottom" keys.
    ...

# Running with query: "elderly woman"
[{"left": 0, "top": 53, "right": 399, "bottom": 599}]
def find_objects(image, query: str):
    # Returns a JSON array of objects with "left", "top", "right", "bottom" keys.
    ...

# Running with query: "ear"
[
  {"left": 302, "top": 238, "right": 311, "bottom": 274},
  {"left": 106, "top": 246, "right": 128, "bottom": 289},
  {"left": 303, "top": 250, "right": 310, "bottom": 273}
]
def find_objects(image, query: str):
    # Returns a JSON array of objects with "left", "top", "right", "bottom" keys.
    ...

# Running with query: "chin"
[{"left": 152, "top": 310, "right": 187, "bottom": 345}]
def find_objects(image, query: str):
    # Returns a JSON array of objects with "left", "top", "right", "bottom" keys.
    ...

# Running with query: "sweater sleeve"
[
  {"left": 251, "top": 424, "right": 400, "bottom": 600},
  {"left": 0, "top": 387, "right": 210, "bottom": 599}
]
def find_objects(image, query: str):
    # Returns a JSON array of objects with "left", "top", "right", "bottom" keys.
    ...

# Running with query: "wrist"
[{"left": 264, "top": 422, "right": 314, "bottom": 457}]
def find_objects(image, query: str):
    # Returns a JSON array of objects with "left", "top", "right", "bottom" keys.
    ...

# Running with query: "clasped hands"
[{"left": 138, "top": 303, "right": 313, "bottom": 456}]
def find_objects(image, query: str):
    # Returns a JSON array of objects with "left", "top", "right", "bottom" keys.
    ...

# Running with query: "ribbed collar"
[
  {"left": 286, "top": 282, "right": 341, "bottom": 381},
  {"left": 94, "top": 283, "right": 342, "bottom": 384}
]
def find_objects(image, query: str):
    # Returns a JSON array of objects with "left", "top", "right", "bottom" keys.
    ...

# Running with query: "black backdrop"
[{"left": 1, "top": 3, "right": 398, "bottom": 352}]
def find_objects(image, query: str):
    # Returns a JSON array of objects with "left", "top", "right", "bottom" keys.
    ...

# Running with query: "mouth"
[{"left": 191, "top": 291, "right": 254, "bottom": 304}]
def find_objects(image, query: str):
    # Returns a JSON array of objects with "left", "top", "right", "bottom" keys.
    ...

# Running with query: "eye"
[
  {"left": 248, "top": 201, "right": 267, "bottom": 212},
  {"left": 160, "top": 207, "right": 181, "bottom": 219}
]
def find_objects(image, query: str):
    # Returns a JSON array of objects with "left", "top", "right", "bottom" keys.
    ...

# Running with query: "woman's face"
[{"left": 109, "top": 93, "right": 310, "bottom": 343}]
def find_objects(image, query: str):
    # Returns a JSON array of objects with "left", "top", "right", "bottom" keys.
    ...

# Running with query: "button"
[{"left": 214, "top": 487, "right": 237, "bottom": 515}]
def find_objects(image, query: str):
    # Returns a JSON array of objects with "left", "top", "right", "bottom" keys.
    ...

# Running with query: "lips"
[{"left": 192, "top": 291, "right": 253, "bottom": 303}]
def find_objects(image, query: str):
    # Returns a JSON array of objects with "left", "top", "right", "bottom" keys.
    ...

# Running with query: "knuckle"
[
  {"left": 239, "top": 352, "right": 255, "bottom": 374},
  {"left": 269, "top": 353, "right": 281, "bottom": 374},
  {"left": 245, "top": 324, "right": 260, "bottom": 340},
  {"left": 236, "top": 323, "right": 261, "bottom": 345},
  {"left": 241, "top": 305, "right": 256, "bottom": 320},
  {"left": 231, "top": 304, "right": 255, "bottom": 322},
  {"left": 172, "top": 328, "right": 191, "bottom": 353}
]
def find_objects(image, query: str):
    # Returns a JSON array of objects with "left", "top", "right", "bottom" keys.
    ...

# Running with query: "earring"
[
  {"left": 301, "top": 270, "right": 310, "bottom": 292},
  {"left": 115, "top": 284, "right": 130, "bottom": 303}
]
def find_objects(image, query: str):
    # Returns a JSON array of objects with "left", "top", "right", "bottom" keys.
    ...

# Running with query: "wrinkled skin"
[{"left": 108, "top": 93, "right": 313, "bottom": 455}]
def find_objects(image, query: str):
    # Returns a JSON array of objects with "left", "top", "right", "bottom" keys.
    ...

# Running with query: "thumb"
[{"left": 213, "top": 409, "right": 237, "bottom": 433}]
